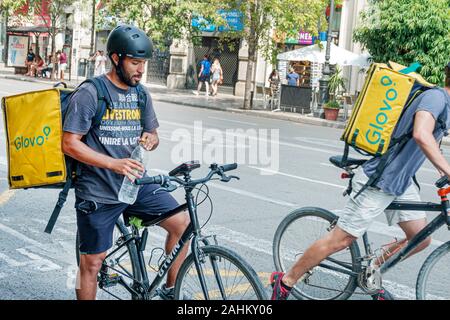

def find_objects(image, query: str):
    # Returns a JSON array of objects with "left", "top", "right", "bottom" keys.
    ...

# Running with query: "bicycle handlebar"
[
  {"left": 135, "top": 175, "right": 164, "bottom": 186},
  {"left": 436, "top": 176, "right": 450, "bottom": 189},
  {"left": 135, "top": 163, "right": 239, "bottom": 188},
  {"left": 221, "top": 163, "right": 238, "bottom": 172}
]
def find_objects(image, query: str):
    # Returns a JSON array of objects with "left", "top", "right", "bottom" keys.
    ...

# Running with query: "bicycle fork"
[{"left": 191, "top": 235, "right": 228, "bottom": 300}]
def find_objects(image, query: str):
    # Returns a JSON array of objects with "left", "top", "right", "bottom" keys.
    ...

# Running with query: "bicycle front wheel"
[
  {"left": 174, "top": 245, "right": 267, "bottom": 300},
  {"left": 273, "top": 207, "right": 361, "bottom": 300},
  {"left": 416, "top": 240, "right": 450, "bottom": 300}
]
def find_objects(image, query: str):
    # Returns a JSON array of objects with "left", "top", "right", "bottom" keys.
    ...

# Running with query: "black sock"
[{"left": 280, "top": 279, "right": 293, "bottom": 291}]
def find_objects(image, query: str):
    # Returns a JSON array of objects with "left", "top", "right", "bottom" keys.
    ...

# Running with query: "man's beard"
[{"left": 116, "top": 59, "right": 140, "bottom": 87}]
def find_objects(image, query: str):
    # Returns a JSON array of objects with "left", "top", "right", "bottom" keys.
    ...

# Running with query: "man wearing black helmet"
[{"left": 62, "top": 25, "right": 189, "bottom": 300}]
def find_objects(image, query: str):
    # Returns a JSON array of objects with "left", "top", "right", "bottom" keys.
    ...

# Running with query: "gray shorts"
[{"left": 337, "top": 169, "right": 426, "bottom": 238}]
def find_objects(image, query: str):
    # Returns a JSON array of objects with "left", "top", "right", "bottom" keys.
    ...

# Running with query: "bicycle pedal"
[{"left": 99, "top": 273, "right": 121, "bottom": 288}]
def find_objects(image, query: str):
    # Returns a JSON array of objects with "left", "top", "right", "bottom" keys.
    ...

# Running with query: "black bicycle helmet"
[{"left": 107, "top": 25, "right": 153, "bottom": 59}]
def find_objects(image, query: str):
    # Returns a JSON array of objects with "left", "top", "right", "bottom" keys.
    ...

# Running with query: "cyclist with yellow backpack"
[
  {"left": 271, "top": 62, "right": 450, "bottom": 300},
  {"left": 62, "top": 25, "right": 189, "bottom": 300}
]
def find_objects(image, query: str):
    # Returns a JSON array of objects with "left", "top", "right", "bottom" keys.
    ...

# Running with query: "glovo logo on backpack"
[
  {"left": 342, "top": 64, "right": 415, "bottom": 156},
  {"left": 13, "top": 126, "right": 51, "bottom": 151}
]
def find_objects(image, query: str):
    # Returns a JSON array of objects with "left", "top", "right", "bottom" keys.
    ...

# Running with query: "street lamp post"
[
  {"left": 87, "top": 0, "right": 96, "bottom": 78},
  {"left": 315, "top": 0, "right": 335, "bottom": 118}
]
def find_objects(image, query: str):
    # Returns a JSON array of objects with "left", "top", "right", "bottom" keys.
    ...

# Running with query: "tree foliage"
[
  {"left": 101, "top": 0, "right": 219, "bottom": 47},
  {"left": 354, "top": 0, "right": 450, "bottom": 85},
  {"left": 0, "top": 0, "right": 26, "bottom": 16}
]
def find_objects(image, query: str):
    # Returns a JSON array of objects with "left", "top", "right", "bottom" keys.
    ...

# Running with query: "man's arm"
[
  {"left": 62, "top": 132, "right": 145, "bottom": 181},
  {"left": 413, "top": 111, "right": 450, "bottom": 176}
]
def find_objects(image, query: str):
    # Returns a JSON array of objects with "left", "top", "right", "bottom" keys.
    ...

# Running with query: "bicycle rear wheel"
[
  {"left": 416, "top": 240, "right": 450, "bottom": 300},
  {"left": 273, "top": 207, "right": 361, "bottom": 300},
  {"left": 174, "top": 245, "right": 267, "bottom": 300},
  {"left": 75, "top": 218, "right": 142, "bottom": 300}
]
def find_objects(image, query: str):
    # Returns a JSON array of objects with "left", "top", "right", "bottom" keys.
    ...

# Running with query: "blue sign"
[
  {"left": 192, "top": 10, "right": 243, "bottom": 32},
  {"left": 191, "top": 16, "right": 216, "bottom": 32}
]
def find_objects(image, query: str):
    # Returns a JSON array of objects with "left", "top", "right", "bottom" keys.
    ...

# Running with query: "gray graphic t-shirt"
[
  {"left": 363, "top": 88, "right": 450, "bottom": 196},
  {"left": 63, "top": 75, "right": 159, "bottom": 204}
]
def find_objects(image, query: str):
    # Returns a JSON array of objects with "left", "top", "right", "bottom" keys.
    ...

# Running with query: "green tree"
[
  {"left": 102, "top": 0, "right": 218, "bottom": 47},
  {"left": 211, "top": 0, "right": 331, "bottom": 109},
  {"left": 354, "top": 0, "right": 450, "bottom": 85}
]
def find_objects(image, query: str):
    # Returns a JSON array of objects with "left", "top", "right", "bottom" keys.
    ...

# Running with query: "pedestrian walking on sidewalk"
[
  {"left": 58, "top": 49, "right": 68, "bottom": 81},
  {"left": 210, "top": 58, "right": 223, "bottom": 96},
  {"left": 193, "top": 54, "right": 211, "bottom": 96}
]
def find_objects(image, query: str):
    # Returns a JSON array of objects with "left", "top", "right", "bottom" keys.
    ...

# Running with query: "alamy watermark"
[{"left": 169, "top": 121, "right": 279, "bottom": 174}]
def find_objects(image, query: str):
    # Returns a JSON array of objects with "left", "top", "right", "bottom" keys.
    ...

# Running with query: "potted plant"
[
  {"left": 323, "top": 100, "right": 341, "bottom": 120},
  {"left": 323, "top": 66, "right": 346, "bottom": 121}
]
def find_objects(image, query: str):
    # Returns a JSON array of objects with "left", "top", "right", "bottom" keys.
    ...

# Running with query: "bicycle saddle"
[
  {"left": 125, "top": 203, "right": 188, "bottom": 227},
  {"left": 169, "top": 161, "right": 201, "bottom": 177},
  {"left": 329, "top": 155, "right": 367, "bottom": 168}
]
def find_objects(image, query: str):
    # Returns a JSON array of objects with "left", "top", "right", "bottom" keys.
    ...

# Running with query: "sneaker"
[
  {"left": 371, "top": 287, "right": 394, "bottom": 300},
  {"left": 192, "top": 91, "right": 199, "bottom": 95},
  {"left": 156, "top": 284, "right": 175, "bottom": 300},
  {"left": 269, "top": 271, "right": 291, "bottom": 300},
  {"left": 156, "top": 284, "right": 191, "bottom": 300}
]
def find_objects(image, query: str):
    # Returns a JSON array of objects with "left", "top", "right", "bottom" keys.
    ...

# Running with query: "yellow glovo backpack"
[
  {"left": 1, "top": 78, "right": 151, "bottom": 233},
  {"left": 2, "top": 78, "right": 147, "bottom": 233},
  {"left": 340, "top": 61, "right": 442, "bottom": 197}
]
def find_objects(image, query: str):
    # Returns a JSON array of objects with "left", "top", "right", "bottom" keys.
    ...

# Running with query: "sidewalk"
[{"left": 2, "top": 65, "right": 450, "bottom": 146}]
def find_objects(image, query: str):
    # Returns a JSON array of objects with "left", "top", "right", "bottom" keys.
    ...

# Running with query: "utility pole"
[
  {"left": 88, "top": 0, "right": 96, "bottom": 78},
  {"left": 315, "top": 0, "right": 335, "bottom": 118}
]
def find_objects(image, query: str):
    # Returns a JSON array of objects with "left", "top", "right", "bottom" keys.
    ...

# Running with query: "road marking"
[
  {"left": 0, "top": 222, "right": 73, "bottom": 265},
  {"left": 207, "top": 116, "right": 257, "bottom": 126},
  {"left": 150, "top": 168, "right": 298, "bottom": 207},
  {"left": 159, "top": 119, "right": 338, "bottom": 155},
  {"left": 248, "top": 166, "right": 346, "bottom": 189},
  {"left": 0, "top": 190, "right": 16, "bottom": 206},
  {"left": 16, "top": 248, "right": 62, "bottom": 271}
]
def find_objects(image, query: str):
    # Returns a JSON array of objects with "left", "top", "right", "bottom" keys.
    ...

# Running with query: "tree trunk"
[
  {"left": 242, "top": 2, "right": 258, "bottom": 110},
  {"left": 243, "top": 40, "right": 257, "bottom": 110},
  {"left": 50, "top": 30, "right": 56, "bottom": 80},
  {"left": 3, "top": 12, "right": 8, "bottom": 63}
]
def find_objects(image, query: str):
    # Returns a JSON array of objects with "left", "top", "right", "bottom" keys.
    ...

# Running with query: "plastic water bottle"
[{"left": 118, "top": 143, "right": 146, "bottom": 204}]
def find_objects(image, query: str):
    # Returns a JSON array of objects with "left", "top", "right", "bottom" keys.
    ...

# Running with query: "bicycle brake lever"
[
  {"left": 220, "top": 175, "right": 240, "bottom": 182},
  {"left": 153, "top": 187, "right": 165, "bottom": 195},
  {"left": 152, "top": 184, "right": 177, "bottom": 194},
  {"left": 165, "top": 184, "right": 177, "bottom": 192}
]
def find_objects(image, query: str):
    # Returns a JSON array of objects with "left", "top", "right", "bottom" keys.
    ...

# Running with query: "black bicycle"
[
  {"left": 76, "top": 161, "right": 267, "bottom": 300},
  {"left": 273, "top": 155, "right": 450, "bottom": 300}
]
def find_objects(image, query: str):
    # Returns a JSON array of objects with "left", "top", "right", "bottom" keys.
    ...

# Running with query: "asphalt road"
[{"left": 0, "top": 78, "right": 449, "bottom": 300}]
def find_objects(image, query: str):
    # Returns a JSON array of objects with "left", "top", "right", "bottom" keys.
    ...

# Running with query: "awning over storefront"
[{"left": 277, "top": 41, "right": 371, "bottom": 68}]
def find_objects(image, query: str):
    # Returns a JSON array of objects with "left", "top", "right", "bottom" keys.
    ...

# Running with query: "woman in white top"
[{"left": 210, "top": 58, "right": 223, "bottom": 96}]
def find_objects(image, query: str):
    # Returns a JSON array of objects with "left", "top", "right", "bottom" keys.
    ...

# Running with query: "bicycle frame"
[
  {"left": 313, "top": 198, "right": 450, "bottom": 282},
  {"left": 101, "top": 174, "right": 226, "bottom": 300}
]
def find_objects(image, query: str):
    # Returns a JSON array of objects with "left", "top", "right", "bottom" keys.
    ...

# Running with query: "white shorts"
[
  {"left": 59, "top": 63, "right": 67, "bottom": 71},
  {"left": 337, "top": 169, "right": 426, "bottom": 238}
]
